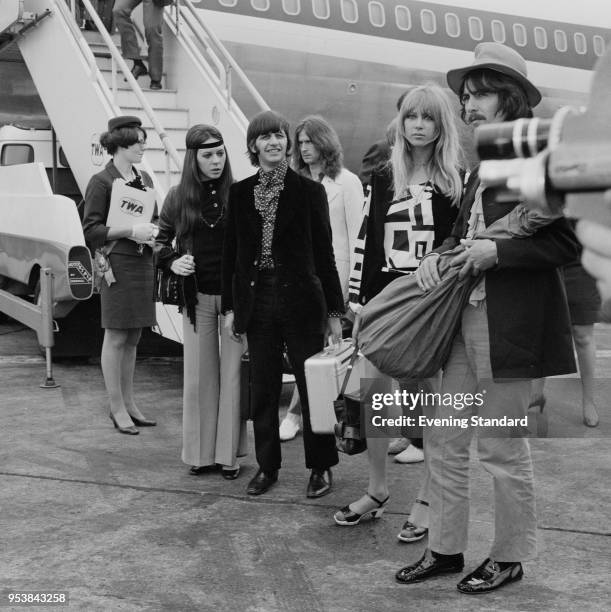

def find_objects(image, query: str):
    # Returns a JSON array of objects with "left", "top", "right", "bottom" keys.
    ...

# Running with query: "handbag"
[
  {"left": 92, "top": 240, "right": 118, "bottom": 292},
  {"left": 154, "top": 267, "right": 195, "bottom": 306},
  {"left": 333, "top": 346, "right": 367, "bottom": 455},
  {"left": 154, "top": 265, "right": 199, "bottom": 327},
  {"left": 358, "top": 245, "right": 482, "bottom": 380}
]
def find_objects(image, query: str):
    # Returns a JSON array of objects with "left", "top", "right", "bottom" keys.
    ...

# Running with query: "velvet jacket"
[
  {"left": 221, "top": 167, "right": 344, "bottom": 335},
  {"left": 435, "top": 168, "right": 579, "bottom": 379}
]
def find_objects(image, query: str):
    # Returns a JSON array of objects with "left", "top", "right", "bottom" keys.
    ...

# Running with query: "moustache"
[{"left": 467, "top": 114, "right": 486, "bottom": 124}]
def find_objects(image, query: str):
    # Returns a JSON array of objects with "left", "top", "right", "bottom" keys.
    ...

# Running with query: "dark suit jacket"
[
  {"left": 82, "top": 160, "right": 156, "bottom": 256},
  {"left": 222, "top": 167, "right": 344, "bottom": 335},
  {"left": 435, "top": 168, "right": 579, "bottom": 379}
]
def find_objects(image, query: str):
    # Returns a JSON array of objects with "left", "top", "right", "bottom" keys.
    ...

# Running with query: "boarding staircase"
[{"left": 1, "top": 0, "right": 269, "bottom": 342}]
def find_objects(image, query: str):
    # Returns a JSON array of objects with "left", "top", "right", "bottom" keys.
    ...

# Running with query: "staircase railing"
[
  {"left": 56, "top": 0, "right": 181, "bottom": 185},
  {"left": 166, "top": 0, "right": 269, "bottom": 130}
]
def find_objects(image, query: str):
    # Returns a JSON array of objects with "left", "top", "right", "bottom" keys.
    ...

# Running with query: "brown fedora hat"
[{"left": 447, "top": 42, "right": 541, "bottom": 107}]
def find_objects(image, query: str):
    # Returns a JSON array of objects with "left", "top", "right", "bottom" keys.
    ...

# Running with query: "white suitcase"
[{"left": 305, "top": 340, "right": 364, "bottom": 434}]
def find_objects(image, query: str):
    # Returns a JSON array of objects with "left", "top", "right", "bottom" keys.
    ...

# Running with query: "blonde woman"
[{"left": 336, "top": 84, "right": 463, "bottom": 537}]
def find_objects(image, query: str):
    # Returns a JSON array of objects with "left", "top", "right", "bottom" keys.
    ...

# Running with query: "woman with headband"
[{"left": 155, "top": 125, "right": 247, "bottom": 480}]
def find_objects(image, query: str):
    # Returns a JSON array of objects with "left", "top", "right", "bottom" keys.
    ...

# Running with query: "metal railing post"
[{"left": 39, "top": 268, "right": 60, "bottom": 389}]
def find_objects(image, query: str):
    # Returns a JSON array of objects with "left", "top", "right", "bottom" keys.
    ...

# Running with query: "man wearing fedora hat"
[{"left": 395, "top": 43, "right": 579, "bottom": 593}]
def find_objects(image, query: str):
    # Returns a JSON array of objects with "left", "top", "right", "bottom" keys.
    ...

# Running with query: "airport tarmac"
[{"left": 1, "top": 319, "right": 610, "bottom": 611}]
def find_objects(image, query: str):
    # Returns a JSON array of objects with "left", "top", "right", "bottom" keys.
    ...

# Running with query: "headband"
[{"left": 187, "top": 139, "right": 224, "bottom": 150}]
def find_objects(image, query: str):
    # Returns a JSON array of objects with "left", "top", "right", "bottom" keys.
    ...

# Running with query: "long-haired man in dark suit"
[{"left": 222, "top": 110, "right": 344, "bottom": 497}]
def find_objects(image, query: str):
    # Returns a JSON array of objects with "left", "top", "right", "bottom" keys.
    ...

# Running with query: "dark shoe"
[
  {"left": 221, "top": 466, "right": 241, "bottom": 480},
  {"left": 129, "top": 414, "right": 157, "bottom": 427},
  {"left": 306, "top": 468, "right": 333, "bottom": 498},
  {"left": 109, "top": 413, "right": 139, "bottom": 435},
  {"left": 189, "top": 465, "right": 219, "bottom": 475},
  {"left": 247, "top": 469, "right": 278, "bottom": 495},
  {"left": 131, "top": 63, "right": 148, "bottom": 80},
  {"left": 457, "top": 558, "right": 523, "bottom": 594},
  {"left": 334, "top": 492, "right": 389, "bottom": 525},
  {"left": 149, "top": 80, "right": 162, "bottom": 90},
  {"left": 396, "top": 549, "right": 464, "bottom": 584}
]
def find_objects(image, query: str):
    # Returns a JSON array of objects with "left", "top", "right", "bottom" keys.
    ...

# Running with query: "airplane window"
[
  {"left": 218, "top": 0, "right": 238, "bottom": 6},
  {"left": 468, "top": 17, "right": 483, "bottom": 41},
  {"left": 593, "top": 35, "right": 606, "bottom": 57},
  {"left": 554, "top": 29, "right": 568, "bottom": 52},
  {"left": 445, "top": 13, "right": 460, "bottom": 38},
  {"left": 395, "top": 5, "right": 411, "bottom": 31},
  {"left": 251, "top": 0, "right": 270, "bottom": 11},
  {"left": 1, "top": 144, "right": 34, "bottom": 166},
  {"left": 491, "top": 20, "right": 505, "bottom": 43},
  {"left": 421, "top": 9, "right": 436, "bottom": 34},
  {"left": 312, "top": 0, "right": 330, "bottom": 20},
  {"left": 282, "top": 0, "right": 300, "bottom": 16},
  {"left": 513, "top": 23, "right": 527, "bottom": 47},
  {"left": 574, "top": 32, "right": 587, "bottom": 54},
  {"left": 534, "top": 26, "right": 548, "bottom": 49},
  {"left": 369, "top": 1, "right": 385, "bottom": 27},
  {"left": 341, "top": 0, "right": 358, "bottom": 23}
]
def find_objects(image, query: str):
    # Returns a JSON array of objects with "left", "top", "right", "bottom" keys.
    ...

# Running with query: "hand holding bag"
[
  {"left": 358, "top": 245, "right": 482, "bottom": 380},
  {"left": 154, "top": 252, "right": 199, "bottom": 328},
  {"left": 333, "top": 345, "right": 367, "bottom": 455}
]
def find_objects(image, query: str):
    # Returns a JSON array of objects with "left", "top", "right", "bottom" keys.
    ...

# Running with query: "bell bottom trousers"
[
  {"left": 425, "top": 302, "right": 537, "bottom": 561},
  {"left": 182, "top": 293, "right": 247, "bottom": 468}
]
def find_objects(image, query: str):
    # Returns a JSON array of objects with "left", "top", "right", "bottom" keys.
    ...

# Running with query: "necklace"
[
  {"left": 201, "top": 210, "right": 224, "bottom": 229},
  {"left": 200, "top": 184, "right": 223, "bottom": 228}
]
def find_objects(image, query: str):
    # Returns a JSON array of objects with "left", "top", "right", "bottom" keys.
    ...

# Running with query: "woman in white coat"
[{"left": 278, "top": 115, "right": 364, "bottom": 440}]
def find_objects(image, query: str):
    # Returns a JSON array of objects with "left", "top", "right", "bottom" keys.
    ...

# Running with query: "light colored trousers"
[
  {"left": 113, "top": 0, "right": 164, "bottom": 82},
  {"left": 425, "top": 302, "right": 537, "bottom": 561},
  {"left": 181, "top": 293, "right": 247, "bottom": 467}
]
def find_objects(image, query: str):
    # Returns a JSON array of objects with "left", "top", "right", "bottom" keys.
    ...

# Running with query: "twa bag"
[
  {"left": 358, "top": 246, "right": 482, "bottom": 380},
  {"left": 106, "top": 179, "right": 156, "bottom": 230}
]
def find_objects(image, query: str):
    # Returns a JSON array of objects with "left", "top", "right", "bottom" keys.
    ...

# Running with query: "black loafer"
[
  {"left": 149, "top": 80, "right": 162, "bottom": 90},
  {"left": 247, "top": 469, "right": 278, "bottom": 495},
  {"left": 130, "top": 415, "right": 157, "bottom": 427},
  {"left": 396, "top": 549, "right": 464, "bottom": 584},
  {"left": 457, "top": 558, "right": 523, "bottom": 594},
  {"left": 306, "top": 468, "right": 333, "bottom": 498}
]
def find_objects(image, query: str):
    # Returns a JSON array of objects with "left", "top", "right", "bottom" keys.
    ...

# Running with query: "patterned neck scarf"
[{"left": 254, "top": 159, "right": 288, "bottom": 269}]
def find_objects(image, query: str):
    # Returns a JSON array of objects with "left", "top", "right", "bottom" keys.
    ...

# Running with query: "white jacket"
[{"left": 321, "top": 168, "right": 365, "bottom": 303}]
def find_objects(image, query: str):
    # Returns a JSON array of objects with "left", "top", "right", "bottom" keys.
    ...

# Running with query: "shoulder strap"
[{"left": 339, "top": 345, "right": 361, "bottom": 397}]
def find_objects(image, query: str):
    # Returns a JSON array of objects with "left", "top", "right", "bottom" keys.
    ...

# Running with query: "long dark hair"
[
  {"left": 459, "top": 69, "right": 533, "bottom": 122},
  {"left": 292, "top": 115, "right": 343, "bottom": 180},
  {"left": 174, "top": 124, "right": 233, "bottom": 243}
]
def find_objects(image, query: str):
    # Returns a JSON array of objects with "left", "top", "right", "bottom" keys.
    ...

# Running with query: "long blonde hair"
[{"left": 390, "top": 83, "right": 463, "bottom": 205}]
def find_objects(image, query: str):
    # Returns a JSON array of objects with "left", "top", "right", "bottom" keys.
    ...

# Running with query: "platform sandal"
[{"left": 333, "top": 493, "right": 389, "bottom": 526}]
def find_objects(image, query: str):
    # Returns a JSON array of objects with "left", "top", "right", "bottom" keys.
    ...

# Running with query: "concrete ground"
[{"left": 1, "top": 319, "right": 610, "bottom": 611}]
